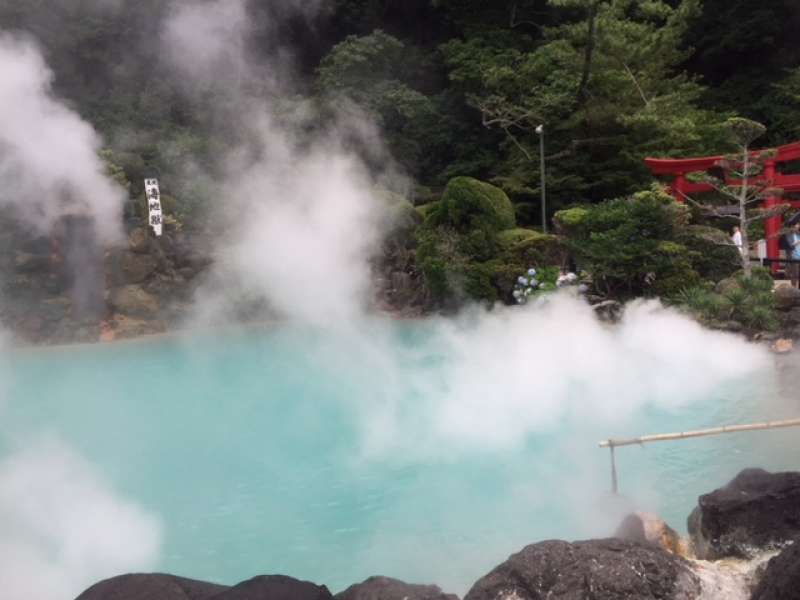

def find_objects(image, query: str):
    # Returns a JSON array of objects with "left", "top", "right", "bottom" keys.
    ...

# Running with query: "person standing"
[
  {"left": 788, "top": 223, "right": 800, "bottom": 288},
  {"left": 731, "top": 226, "right": 744, "bottom": 257}
]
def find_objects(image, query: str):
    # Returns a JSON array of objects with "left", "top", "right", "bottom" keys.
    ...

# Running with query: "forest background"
[{"left": 2, "top": 0, "right": 800, "bottom": 325}]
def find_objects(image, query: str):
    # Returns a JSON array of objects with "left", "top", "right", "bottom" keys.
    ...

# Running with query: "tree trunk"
[
  {"left": 576, "top": 0, "right": 600, "bottom": 107},
  {"left": 740, "top": 145, "right": 751, "bottom": 277}
]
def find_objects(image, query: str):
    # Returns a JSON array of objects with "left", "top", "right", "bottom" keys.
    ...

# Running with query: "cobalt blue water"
[{"left": 1, "top": 322, "right": 796, "bottom": 594}]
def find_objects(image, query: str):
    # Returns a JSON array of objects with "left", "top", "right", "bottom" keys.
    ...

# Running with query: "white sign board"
[
  {"left": 143, "top": 178, "right": 163, "bottom": 237},
  {"left": 757, "top": 238, "right": 767, "bottom": 260}
]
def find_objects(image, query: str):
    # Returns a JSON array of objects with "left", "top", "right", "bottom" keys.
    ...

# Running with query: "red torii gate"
[{"left": 645, "top": 142, "right": 800, "bottom": 270}]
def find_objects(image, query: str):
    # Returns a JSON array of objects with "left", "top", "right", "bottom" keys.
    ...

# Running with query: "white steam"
[
  {"left": 162, "top": 0, "right": 251, "bottom": 89},
  {"left": 161, "top": 0, "right": 391, "bottom": 327},
  {"left": 312, "top": 294, "right": 772, "bottom": 461},
  {"left": 0, "top": 32, "right": 124, "bottom": 243},
  {"left": 0, "top": 435, "right": 162, "bottom": 600}
]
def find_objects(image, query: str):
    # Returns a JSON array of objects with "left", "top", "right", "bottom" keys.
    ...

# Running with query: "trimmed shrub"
[
  {"left": 676, "top": 267, "right": 778, "bottom": 332},
  {"left": 439, "top": 176, "right": 516, "bottom": 233}
]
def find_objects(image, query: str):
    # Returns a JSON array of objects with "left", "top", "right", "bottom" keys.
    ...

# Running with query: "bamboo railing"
[{"left": 599, "top": 417, "right": 800, "bottom": 494}]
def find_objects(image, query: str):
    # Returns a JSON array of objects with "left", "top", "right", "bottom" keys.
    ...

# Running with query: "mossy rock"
[{"left": 440, "top": 177, "right": 516, "bottom": 233}]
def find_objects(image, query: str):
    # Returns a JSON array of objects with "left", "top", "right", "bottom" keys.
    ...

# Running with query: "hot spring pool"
[{"left": 0, "top": 309, "right": 797, "bottom": 596}]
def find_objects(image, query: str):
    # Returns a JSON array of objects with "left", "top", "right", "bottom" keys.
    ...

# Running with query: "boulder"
[
  {"left": 463, "top": 538, "right": 700, "bottom": 600},
  {"left": 75, "top": 574, "right": 332, "bottom": 600},
  {"left": 120, "top": 251, "right": 159, "bottom": 284},
  {"left": 215, "top": 575, "right": 333, "bottom": 600},
  {"left": 771, "top": 338, "right": 793, "bottom": 354},
  {"left": 336, "top": 576, "right": 458, "bottom": 600},
  {"left": 110, "top": 285, "right": 160, "bottom": 318},
  {"left": 750, "top": 540, "right": 800, "bottom": 600},
  {"left": 783, "top": 307, "right": 800, "bottom": 325},
  {"left": 688, "top": 468, "right": 800, "bottom": 560},
  {"left": 773, "top": 285, "right": 800, "bottom": 310},
  {"left": 615, "top": 512, "right": 689, "bottom": 556},
  {"left": 75, "top": 573, "right": 228, "bottom": 600}
]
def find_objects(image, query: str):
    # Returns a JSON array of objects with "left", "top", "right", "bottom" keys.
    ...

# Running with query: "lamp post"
[{"left": 535, "top": 124, "right": 547, "bottom": 233}]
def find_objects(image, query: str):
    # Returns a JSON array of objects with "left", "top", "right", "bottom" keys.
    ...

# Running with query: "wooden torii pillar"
[{"left": 645, "top": 142, "right": 800, "bottom": 273}]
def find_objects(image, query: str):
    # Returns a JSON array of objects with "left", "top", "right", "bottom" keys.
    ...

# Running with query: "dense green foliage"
[
  {"left": 5, "top": 0, "right": 798, "bottom": 223},
  {"left": 554, "top": 188, "right": 741, "bottom": 298},
  {"left": 676, "top": 269, "right": 779, "bottom": 332},
  {"left": 418, "top": 177, "right": 563, "bottom": 306},
  {"left": 1, "top": 0, "right": 796, "bottom": 316}
]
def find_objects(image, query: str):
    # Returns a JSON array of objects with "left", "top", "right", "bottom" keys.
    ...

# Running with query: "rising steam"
[
  {"left": 0, "top": 435, "right": 162, "bottom": 600},
  {"left": 0, "top": 32, "right": 124, "bottom": 244},
  {"left": 160, "top": 0, "right": 394, "bottom": 327}
]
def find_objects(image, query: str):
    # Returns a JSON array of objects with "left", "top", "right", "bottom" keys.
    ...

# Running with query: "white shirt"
[{"left": 732, "top": 230, "right": 744, "bottom": 255}]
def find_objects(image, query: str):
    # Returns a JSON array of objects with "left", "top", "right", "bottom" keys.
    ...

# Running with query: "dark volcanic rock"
[
  {"left": 75, "top": 573, "right": 228, "bottom": 600},
  {"left": 76, "top": 574, "right": 332, "bottom": 600},
  {"left": 336, "top": 576, "right": 458, "bottom": 600},
  {"left": 688, "top": 468, "right": 800, "bottom": 560},
  {"left": 751, "top": 540, "right": 800, "bottom": 600},
  {"left": 773, "top": 285, "right": 800, "bottom": 310},
  {"left": 464, "top": 538, "right": 700, "bottom": 600},
  {"left": 213, "top": 575, "right": 333, "bottom": 600}
]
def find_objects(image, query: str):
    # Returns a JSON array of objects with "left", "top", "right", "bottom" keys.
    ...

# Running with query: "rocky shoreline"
[
  {"left": 73, "top": 468, "right": 800, "bottom": 600},
  {"left": 0, "top": 210, "right": 430, "bottom": 346}
]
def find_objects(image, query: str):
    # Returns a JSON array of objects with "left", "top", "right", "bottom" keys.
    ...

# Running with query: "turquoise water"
[{"left": 1, "top": 322, "right": 797, "bottom": 594}]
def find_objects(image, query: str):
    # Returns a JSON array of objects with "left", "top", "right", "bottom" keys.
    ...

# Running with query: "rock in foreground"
[
  {"left": 615, "top": 512, "right": 689, "bottom": 556},
  {"left": 75, "top": 573, "right": 228, "bottom": 600},
  {"left": 688, "top": 468, "right": 800, "bottom": 560},
  {"left": 750, "top": 540, "right": 800, "bottom": 600},
  {"left": 336, "top": 576, "right": 458, "bottom": 600},
  {"left": 75, "top": 573, "right": 333, "bottom": 600},
  {"left": 464, "top": 538, "right": 700, "bottom": 600},
  {"left": 216, "top": 575, "right": 333, "bottom": 600}
]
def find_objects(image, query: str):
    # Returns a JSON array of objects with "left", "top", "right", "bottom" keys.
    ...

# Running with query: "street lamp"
[{"left": 535, "top": 124, "right": 546, "bottom": 233}]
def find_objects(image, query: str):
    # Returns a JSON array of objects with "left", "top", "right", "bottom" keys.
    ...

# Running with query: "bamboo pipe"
[{"left": 599, "top": 417, "right": 800, "bottom": 449}]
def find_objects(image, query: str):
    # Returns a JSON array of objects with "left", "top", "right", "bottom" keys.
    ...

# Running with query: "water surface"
[{"left": 1, "top": 322, "right": 796, "bottom": 593}]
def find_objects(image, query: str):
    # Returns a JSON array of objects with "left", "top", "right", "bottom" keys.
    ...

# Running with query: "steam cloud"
[
  {"left": 0, "top": 435, "right": 162, "bottom": 600},
  {"left": 308, "top": 294, "right": 772, "bottom": 460},
  {"left": 160, "top": 0, "right": 393, "bottom": 327},
  {"left": 0, "top": 32, "right": 124, "bottom": 244}
]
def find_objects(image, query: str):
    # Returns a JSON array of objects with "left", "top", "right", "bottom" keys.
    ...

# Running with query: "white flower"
[
  {"left": 530, "top": 279, "right": 539, "bottom": 288},
  {"left": 518, "top": 276, "right": 528, "bottom": 285},
  {"left": 513, "top": 289, "right": 521, "bottom": 298},
  {"left": 528, "top": 268, "right": 537, "bottom": 276}
]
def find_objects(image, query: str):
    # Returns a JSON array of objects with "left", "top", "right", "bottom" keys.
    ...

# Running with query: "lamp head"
[{"left": 535, "top": 124, "right": 544, "bottom": 135}]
